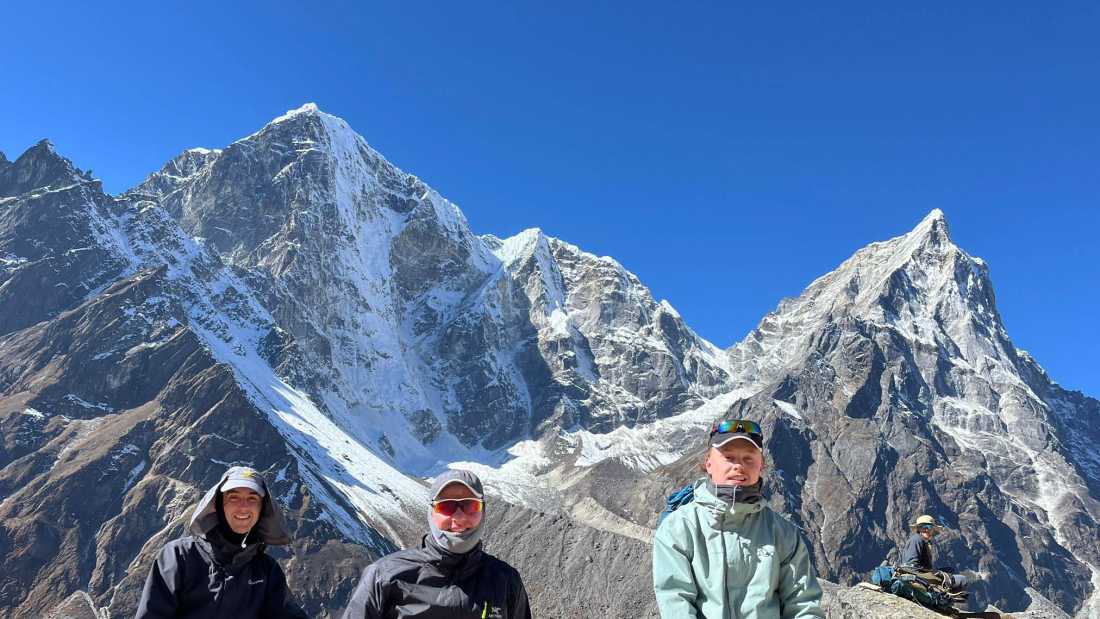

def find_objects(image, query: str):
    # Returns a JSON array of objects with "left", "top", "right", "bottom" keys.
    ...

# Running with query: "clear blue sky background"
[{"left": 3, "top": 3, "right": 1098, "bottom": 396}]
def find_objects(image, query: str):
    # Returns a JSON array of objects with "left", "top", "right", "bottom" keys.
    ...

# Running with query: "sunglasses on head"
[
  {"left": 710, "top": 419, "right": 762, "bottom": 436},
  {"left": 431, "top": 498, "right": 484, "bottom": 517}
]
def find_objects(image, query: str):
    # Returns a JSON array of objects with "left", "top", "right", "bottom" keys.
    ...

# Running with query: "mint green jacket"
[{"left": 652, "top": 480, "right": 824, "bottom": 619}]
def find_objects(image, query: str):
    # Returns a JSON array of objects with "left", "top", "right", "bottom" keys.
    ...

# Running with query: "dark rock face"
[
  {"left": 482, "top": 502, "right": 657, "bottom": 619},
  {"left": 483, "top": 231, "right": 732, "bottom": 438},
  {"left": 0, "top": 146, "right": 126, "bottom": 337},
  {"left": 0, "top": 140, "right": 89, "bottom": 199},
  {"left": 0, "top": 266, "right": 389, "bottom": 618}
]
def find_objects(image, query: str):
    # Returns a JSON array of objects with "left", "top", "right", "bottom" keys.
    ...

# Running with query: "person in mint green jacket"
[{"left": 652, "top": 418, "right": 824, "bottom": 618}]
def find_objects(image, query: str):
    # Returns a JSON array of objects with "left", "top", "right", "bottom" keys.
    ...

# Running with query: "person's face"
[
  {"left": 222, "top": 488, "right": 262, "bottom": 534},
  {"left": 705, "top": 439, "right": 764, "bottom": 486},
  {"left": 430, "top": 482, "right": 484, "bottom": 534},
  {"left": 919, "top": 526, "right": 937, "bottom": 541}
]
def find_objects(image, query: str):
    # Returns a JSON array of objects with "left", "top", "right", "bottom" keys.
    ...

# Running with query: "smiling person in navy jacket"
[{"left": 135, "top": 466, "right": 308, "bottom": 619}]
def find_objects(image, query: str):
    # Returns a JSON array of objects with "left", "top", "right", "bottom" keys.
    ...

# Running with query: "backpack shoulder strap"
[{"left": 657, "top": 484, "right": 696, "bottom": 525}]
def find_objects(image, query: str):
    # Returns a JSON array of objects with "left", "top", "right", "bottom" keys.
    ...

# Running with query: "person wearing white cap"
[
  {"left": 898, "top": 514, "right": 982, "bottom": 590},
  {"left": 342, "top": 469, "right": 530, "bottom": 618},
  {"left": 134, "top": 466, "right": 307, "bottom": 618},
  {"left": 652, "top": 417, "right": 825, "bottom": 618}
]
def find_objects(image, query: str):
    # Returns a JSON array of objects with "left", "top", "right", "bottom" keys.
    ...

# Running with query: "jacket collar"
[
  {"left": 200, "top": 528, "right": 265, "bottom": 568},
  {"left": 693, "top": 478, "right": 767, "bottom": 528},
  {"left": 421, "top": 534, "right": 485, "bottom": 578}
]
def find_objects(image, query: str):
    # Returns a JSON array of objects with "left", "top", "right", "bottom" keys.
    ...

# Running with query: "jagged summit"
[
  {"left": 918, "top": 206, "right": 946, "bottom": 226},
  {"left": 134, "top": 147, "right": 223, "bottom": 200},
  {"left": 222, "top": 103, "right": 352, "bottom": 169},
  {"left": 270, "top": 101, "right": 321, "bottom": 123},
  {"left": 727, "top": 209, "right": 1002, "bottom": 386},
  {"left": 240, "top": 102, "right": 366, "bottom": 153},
  {"left": 795, "top": 209, "right": 977, "bottom": 324},
  {"left": 491, "top": 227, "right": 548, "bottom": 267},
  {"left": 0, "top": 138, "right": 86, "bottom": 198},
  {"left": 130, "top": 102, "right": 479, "bottom": 270}
]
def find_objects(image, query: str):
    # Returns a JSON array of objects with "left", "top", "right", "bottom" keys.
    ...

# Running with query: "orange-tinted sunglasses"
[{"left": 431, "top": 498, "right": 484, "bottom": 517}]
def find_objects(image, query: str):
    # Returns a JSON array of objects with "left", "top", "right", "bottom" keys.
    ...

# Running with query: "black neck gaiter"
[{"left": 708, "top": 479, "right": 764, "bottom": 504}]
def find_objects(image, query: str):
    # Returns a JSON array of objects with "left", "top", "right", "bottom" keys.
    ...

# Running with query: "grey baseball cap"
[
  {"left": 220, "top": 466, "right": 267, "bottom": 497},
  {"left": 429, "top": 469, "right": 484, "bottom": 500}
]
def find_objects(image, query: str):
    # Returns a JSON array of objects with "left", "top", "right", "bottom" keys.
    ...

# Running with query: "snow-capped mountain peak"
[
  {"left": 270, "top": 101, "right": 321, "bottom": 123},
  {"left": 728, "top": 210, "right": 1004, "bottom": 387}
]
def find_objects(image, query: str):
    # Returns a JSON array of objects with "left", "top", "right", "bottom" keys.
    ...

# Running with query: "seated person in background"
[{"left": 899, "top": 514, "right": 982, "bottom": 590}]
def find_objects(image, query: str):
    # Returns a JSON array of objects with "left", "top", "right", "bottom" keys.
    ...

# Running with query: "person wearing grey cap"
[
  {"left": 134, "top": 466, "right": 308, "bottom": 618},
  {"left": 652, "top": 417, "right": 824, "bottom": 618},
  {"left": 342, "top": 469, "right": 530, "bottom": 619}
]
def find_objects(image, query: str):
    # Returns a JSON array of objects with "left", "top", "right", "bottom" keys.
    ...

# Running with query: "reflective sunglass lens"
[
  {"left": 432, "top": 499, "right": 483, "bottom": 516},
  {"left": 712, "top": 419, "right": 762, "bottom": 435}
]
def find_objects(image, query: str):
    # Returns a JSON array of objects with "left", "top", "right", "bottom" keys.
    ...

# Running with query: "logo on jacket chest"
[{"left": 481, "top": 602, "right": 504, "bottom": 618}]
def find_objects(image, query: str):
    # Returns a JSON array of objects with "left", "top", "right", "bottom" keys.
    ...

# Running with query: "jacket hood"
[{"left": 189, "top": 466, "right": 292, "bottom": 545}]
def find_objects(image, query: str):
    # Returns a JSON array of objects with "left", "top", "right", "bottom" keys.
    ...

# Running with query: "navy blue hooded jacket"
[{"left": 134, "top": 467, "right": 308, "bottom": 619}]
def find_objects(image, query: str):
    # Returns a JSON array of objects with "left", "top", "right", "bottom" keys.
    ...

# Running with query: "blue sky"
[{"left": 3, "top": 3, "right": 1098, "bottom": 396}]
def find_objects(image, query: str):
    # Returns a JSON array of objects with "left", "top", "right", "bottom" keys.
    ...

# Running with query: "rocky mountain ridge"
[{"left": 1, "top": 105, "right": 1098, "bottom": 618}]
